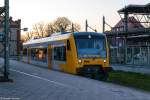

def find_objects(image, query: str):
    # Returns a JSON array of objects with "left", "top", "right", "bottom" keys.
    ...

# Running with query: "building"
[
  {"left": 0, "top": 16, "right": 21, "bottom": 57},
  {"left": 112, "top": 16, "right": 144, "bottom": 32},
  {"left": 105, "top": 3, "right": 150, "bottom": 66}
]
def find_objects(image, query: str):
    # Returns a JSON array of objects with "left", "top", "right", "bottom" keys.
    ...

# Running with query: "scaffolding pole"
[{"left": 123, "top": 12, "right": 128, "bottom": 64}]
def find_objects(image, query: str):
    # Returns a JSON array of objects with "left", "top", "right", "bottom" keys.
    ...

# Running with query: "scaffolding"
[{"left": 105, "top": 3, "right": 150, "bottom": 65}]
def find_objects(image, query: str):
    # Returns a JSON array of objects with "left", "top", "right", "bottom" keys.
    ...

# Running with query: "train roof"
[
  {"left": 23, "top": 32, "right": 72, "bottom": 48},
  {"left": 23, "top": 32, "right": 105, "bottom": 48},
  {"left": 73, "top": 32, "right": 105, "bottom": 37}
]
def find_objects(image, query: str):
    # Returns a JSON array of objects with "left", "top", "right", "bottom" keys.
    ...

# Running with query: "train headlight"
[
  {"left": 104, "top": 60, "right": 106, "bottom": 63},
  {"left": 78, "top": 59, "right": 82, "bottom": 63}
]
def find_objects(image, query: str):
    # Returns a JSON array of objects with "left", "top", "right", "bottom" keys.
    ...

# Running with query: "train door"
[
  {"left": 48, "top": 45, "right": 52, "bottom": 69},
  {"left": 51, "top": 46, "right": 66, "bottom": 71},
  {"left": 51, "top": 47, "right": 60, "bottom": 70}
]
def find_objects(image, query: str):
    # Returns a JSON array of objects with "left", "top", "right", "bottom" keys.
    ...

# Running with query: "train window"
[
  {"left": 67, "top": 40, "right": 71, "bottom": 50},
  {"left": 54, "top": 46, "right": 66, "bottom": 61},
  {"left": 31, "top": 48, "right": 47, "bottom": 62}
]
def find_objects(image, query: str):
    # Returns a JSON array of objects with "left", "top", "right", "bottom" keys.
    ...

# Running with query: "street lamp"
[
  {"left": 15, "top": 27, "right": 28, "bottom": 61},
  {"left": 14, "top": 27, "right": 28, "bottom": 31},
  {"left": 22, "top": 28, "right": 28, "bottom": 31}
]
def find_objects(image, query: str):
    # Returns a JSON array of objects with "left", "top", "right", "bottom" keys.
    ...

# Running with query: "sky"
[{"left": 0, "top": 0, "right": 149, "bottom": 33}]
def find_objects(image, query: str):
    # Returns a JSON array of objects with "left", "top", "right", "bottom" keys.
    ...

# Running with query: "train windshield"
[{"left": 75, "top": 36, "right": 106, "bottom": 58}]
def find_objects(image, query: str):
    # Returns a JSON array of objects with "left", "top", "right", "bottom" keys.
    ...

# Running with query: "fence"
[
  {"left": 110, "top": 46, "right": 150, "bottom": 66},
  {"left": 126, "top": 46, "right": 150, "bottom": 65}
]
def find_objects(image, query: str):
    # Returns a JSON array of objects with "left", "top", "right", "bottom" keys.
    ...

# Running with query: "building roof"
[
  {"left": 0, "top": 16, "right": 21, "bottom": 28},
  {"left": 118, "top": 3, "right": 150, "bottom": 14},
  {"left": 114, "top": 16, "right": 144, "bottom": 29},
  {"left": 106, "top": 3, "right": 150, "bottom": 38}
]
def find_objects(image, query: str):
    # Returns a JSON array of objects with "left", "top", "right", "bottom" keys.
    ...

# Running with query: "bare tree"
[
  {"left": 53, "top": 17, "right": 72, "bottom": 32},
  {"left": 33, "top": 22, "right": 47, "bottom": 38},
  {"left": 45, "top": 23, "right": 55, "bottom": 37},
  {"left": 21, "top": 34, "right": 26, "bottom": 43},
  {"left": 22, "top": 17, "right": 81, "bottom": 42},
  {"left": 71, "top": 23, "right": 81, "bottom": 32},
  {"left": 24, "top": 31, "right": 34, "bottom": 41}
]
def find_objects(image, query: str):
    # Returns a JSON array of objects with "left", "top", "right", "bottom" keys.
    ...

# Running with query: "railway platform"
[{"left": 0, "top": 59, "right": 150, "bottom": 100}]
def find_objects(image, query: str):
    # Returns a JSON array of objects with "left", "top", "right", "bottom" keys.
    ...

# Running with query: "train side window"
[
  {"left": 54, "top": 46, "right": 66, "bottom": 61},
  {"left": 67, "top": 40, "right": 71, "bottom": 50},
  {"left": 31, "top": 48, "right": 47, "bottom": 62}
]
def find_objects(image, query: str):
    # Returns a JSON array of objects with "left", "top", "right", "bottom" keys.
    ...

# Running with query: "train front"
[{"left": 74, "top": 32, "right": 111, "bottom": 79}]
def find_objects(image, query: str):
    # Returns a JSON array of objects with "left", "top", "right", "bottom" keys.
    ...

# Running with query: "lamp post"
[
  {"left": 15, "top": 27, "right": 28, "bottom": 61},
  {"left": 3, "top": 0, "right": 9, "bottom": 81}
]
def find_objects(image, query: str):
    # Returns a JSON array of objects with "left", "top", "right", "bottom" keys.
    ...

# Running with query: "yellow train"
[{"left": 23, "top": 32, "right": 111, "bottom": 79}]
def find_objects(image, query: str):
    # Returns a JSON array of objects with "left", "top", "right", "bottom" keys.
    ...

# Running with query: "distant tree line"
[{"left": 21, "top": 17, "right": 81, "bottom": 42}]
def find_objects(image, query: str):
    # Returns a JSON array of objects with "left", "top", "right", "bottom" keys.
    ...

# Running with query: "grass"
[{"left": 107, "top": 70, "right": 150, "bottom": 92}]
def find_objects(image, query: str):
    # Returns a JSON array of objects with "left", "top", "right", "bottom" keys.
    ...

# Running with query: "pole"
[
  {"left": 4, "top": 0, "right": 9, "bottom": 80},
  {"left": 85, "top": 19, "right": 88, "bottom": 32},
  {"left": 102, "top": 16, "right": 105, "bottom": 33},
  {"left": 72, "top": 23, "right": 74, "bottom": 32},
  {"left": 124, "top": 12, "right": 128, "bottom": 64}
]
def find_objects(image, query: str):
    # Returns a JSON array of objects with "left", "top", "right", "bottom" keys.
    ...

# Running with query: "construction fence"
[{"left": 110, "top": 46, "right": 150, "bottom": 66}]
